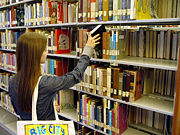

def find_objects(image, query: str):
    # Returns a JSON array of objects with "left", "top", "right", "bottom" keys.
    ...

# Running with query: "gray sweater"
[{"left": 8, "top": 46, "right": 93, "bottom": 120}]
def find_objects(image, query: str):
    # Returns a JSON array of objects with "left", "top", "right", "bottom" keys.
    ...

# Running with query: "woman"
[{"left": 8, "top": 32, "right": 100, "bottom": 120}]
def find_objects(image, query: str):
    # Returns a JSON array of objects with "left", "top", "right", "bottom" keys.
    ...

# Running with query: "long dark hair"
[{"left": 16, "top": 32, "right": 47, "bottom": 112}]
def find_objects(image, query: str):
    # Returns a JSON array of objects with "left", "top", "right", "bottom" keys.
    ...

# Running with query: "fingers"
[
  {"left": 92, "top": 34, "right": 100, "bottom": 39},
  {"left": 94, "top": 37, "right": 101, "bottom": 42},
  {"left": 95, "top": 42, "right": 100, "bottom": 45}
]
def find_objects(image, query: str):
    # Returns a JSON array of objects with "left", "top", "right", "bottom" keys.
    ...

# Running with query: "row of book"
[
  {"left": 1, "top": 0, "right": 179, "bottom": 27},
  {"left": 0, "top": 91, "right": 15, "bottom": 113},
  {"left": 144, "top": 68, "right": 176, "bottom": 97},
  {"left": 0, "top": 52, "right": 16, "bottom": 71},
  {"left": 77, "top": 27, "right": 180, "bottom": 60},
  {"left": 0, "top": 72, "right": 13, "bottom": 90},
  {"left": 24, "top": 0, "right": 77, "bottom": 26},
  {"left": 77, "top": 94, "right": 128, "bottom": 134},
  {"left": 129, "top": 106, "right": 173, "bottom": 134},
  {"left": 0, "top": 6, "right": 24, "bottom": 27},
  {"left": 78, "top": 0, "right": 180, "bottom": 22},
  {"left": 0, "top": 30, "right": 24, "bottom": 50}
]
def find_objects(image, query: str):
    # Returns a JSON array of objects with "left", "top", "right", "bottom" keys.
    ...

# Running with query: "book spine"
[
  {"left": 122, "top": 0, "right": 127, "bottom": 20},
  {"left": 108, "top": 0, "right": 113, "bottom": 21},
  {"left": 99, "top": 0, "right": 103, "bottom": 21},
  {"left": 103, "top": 0, "right": 109, "bottom": 21}
]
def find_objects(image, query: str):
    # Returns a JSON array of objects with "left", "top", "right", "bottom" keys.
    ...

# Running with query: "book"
[{"left": 90, "top": 24, "right": 106, "bottom": 58}]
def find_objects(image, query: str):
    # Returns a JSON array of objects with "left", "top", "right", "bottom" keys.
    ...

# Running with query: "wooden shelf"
[
  {"left": 0, "top": 48, "right": 177, "bottom": 71},
  {"left": 47, "top": 52, "right": 77, "bottom": 59},
  {"left": 129, "top": 123, "right": 163, "bottom": 135},
  {"left": 70, "top": 87, "right": 174, "bottom": 116},
  {"left": 0, "top": 49, "right": 16, "bottom": 52},
  {"left": 147, "top": 93, "right": 174, "bottom": 102},
  {"left": 0, "top": 105, "right": 20, "bottom": 119},
  {"left": 0, "top": 107, "right": 17, "bottom": 135},
  {"left": 0, "top": 68, "right": 16, "bottom": 74},
  {"left": 58, "top": 108, "right": 149, "bottom": 135},
  {"left": 91, "top": 56, "right": 177, "bottom": 71},
  {"left": 0, "top": 18, "right": 179, "bottom": 30},
  {"left": 0, "top": 26, "right": 26, "bottom": 30}
]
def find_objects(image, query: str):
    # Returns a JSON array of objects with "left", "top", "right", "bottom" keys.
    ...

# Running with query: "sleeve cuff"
[{"left": 82, "top": 46, "right": 94, "bottom": 58}]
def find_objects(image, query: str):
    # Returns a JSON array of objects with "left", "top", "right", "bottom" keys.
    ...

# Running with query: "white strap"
[
  {"left": 32, "top": 76, "right": 59, "bottom": 121},
  {"left": 32, "top": 76, "right": 42, "bottom": 121},
  {"left": 53, "top": 100, "right": 59, "bottom": 120}
]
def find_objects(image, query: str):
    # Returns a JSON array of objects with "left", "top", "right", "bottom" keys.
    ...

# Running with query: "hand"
[{"left": 86, "top": 33, "right": 101, "bottom": 48}]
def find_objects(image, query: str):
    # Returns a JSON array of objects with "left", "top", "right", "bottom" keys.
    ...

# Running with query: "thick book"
[{"left": 90, "top": 24, "right": 106, "bottom": 58}]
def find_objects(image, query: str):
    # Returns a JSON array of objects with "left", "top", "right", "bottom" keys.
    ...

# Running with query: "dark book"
[
  {"left": 90, "top": 24, "right": 106, "bottom": 58},
  {"left": 122, "top": 71, "right": 127, "bottom": 101}
]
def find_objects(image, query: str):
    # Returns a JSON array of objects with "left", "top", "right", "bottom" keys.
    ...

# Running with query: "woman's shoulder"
[{"left": 9, "top": 74, "right": 17, "bottom": 85}]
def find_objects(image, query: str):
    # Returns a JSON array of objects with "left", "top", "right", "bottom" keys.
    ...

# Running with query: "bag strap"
[{"left": 32, "top": 76, "right": 59, "bottom": 121}]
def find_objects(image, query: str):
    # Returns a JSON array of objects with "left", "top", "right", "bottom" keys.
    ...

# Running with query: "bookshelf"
[{"left": 0, "top": 0, "right": 180, "bottom": 134}]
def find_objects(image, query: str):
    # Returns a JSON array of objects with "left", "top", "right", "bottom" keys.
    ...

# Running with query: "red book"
[
  {"left": 11, "top": 6, "right": 16, "bottom": 27},
  {"left": 55, "top": 29, "right": 70, "bottom": 54},
  {"left": 112, "top": 109, "right": 115, "bottom": 135},
  {"left": 117, "top": 104, "right": 120, "bottom": 135},
  {"left": 135, "top": 70, "right": 144, "bottom": 101},
  {"left": 57, "top": 0, "right": 63, "bottom": 24},
  {"left": 56, "top": 60, "right": 68, "bottom": 76},
  {"left": 121, "top": 104, "right": 128, "bottom": 134}
]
